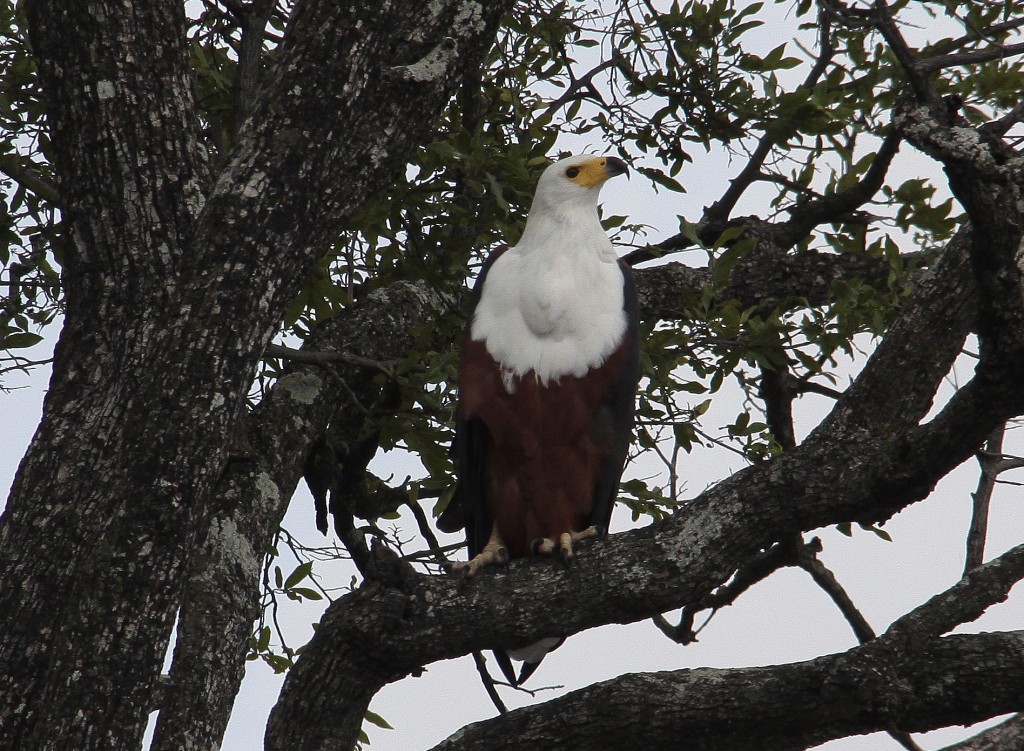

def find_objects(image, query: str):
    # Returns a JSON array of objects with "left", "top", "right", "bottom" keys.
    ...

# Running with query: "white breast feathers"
[{"left": 471, "top": 238, "right": 627, "bottom": 385}]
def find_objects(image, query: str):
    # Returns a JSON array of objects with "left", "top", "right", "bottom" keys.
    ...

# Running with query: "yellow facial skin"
[{"left": 564, "top": 156, "right": 629, "bottom": 188}]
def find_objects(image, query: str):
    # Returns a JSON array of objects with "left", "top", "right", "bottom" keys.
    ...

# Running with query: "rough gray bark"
[
  {"left": 432, "top": 631, "right": 1024, "bottom": 751},
  {"left": 151, "top": 282, "right": 453, "bottom": 751},
  {"left": 0, "top": 1, "right": 513, "bottom": 749}
]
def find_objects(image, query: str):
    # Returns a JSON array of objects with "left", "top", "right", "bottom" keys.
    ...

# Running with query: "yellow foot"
[
  {"left": 449, "top": 524, "right": 509, "bottom": 578},
  {"left": 531, "top": 525, "right": 599, "bottom": 566},
  {"left": 448, "top": 546, "right": 508, "bottom": 578}
]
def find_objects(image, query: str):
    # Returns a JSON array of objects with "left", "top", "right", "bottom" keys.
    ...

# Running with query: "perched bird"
[{"left": 448, "top": 154, "right": 640, "bottom": 684}]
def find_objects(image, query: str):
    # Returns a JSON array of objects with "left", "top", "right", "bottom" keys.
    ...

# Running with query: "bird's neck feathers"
[{"left": 516, "top": 197, "right": 613, "bottom": 260}]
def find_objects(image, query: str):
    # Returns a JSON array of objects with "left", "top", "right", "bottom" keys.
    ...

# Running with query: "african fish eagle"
[{"left": 449, "top": 154, "right": 640, "bottom": 684}]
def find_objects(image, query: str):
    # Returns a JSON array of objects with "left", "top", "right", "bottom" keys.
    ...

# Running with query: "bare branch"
[
  {"left": 406, "top": 498, "right": 448, "bottom": 567},
  {"left": 264, "top": 342, "right": 400, "bottom": 371},
  {"left": 541, "top": 56, "right": 618, "bottom": 119},
  {"left": 430, "top": 631, "right": 1024, "bottom": 750},
  {"left": 966, "top": 426, "right": 1005, "bottom": 574},
  {"left": 471, "top": 652, "right": 509, "bottom": 716},
  {"left": 656, "top": 537, "right": 814, "bottom": 646},
  {"left": 798, "top": 549, "right": 876, "bottom": 644},
  {"left": 885, "top": 543, "right": 1024, "bottom": 644},
  {"left": 0, "top": 157, "right": 60, "bottom": 204},
  {"left": 920, "top": 41, "right": 1024, "bottom": 73},
  {"left": 941, "top": 713, "right": 1024, "bottom": 750}
]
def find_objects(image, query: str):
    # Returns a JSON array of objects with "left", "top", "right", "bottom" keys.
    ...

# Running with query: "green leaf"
[
  {"left": 1, "top": 331, "right": 43, "bottom": 349},
  {"left": 364, "top": 710, "right": 394, "bottom": 730},
  {"left": 859, "top": 523, "right": 892, "bottom": 542},
  {"left": 255, "top": 626, "right": 271, "bottom": 652},
  {"left": 284, "top": 561, "right": 313, "bottom": 590},
  {"left": 289, "top": 587, "right": 323, "bottom": 601},
  {"left": 637, "top": 165, "right": 686, "bottom": 193}
]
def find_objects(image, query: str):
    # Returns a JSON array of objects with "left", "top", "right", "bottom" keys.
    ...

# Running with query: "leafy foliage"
[{"left": 0, "top": 5, "right": 60, "bottom": 381}]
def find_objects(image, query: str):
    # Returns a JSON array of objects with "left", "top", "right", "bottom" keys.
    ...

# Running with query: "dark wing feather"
[
  {"left": 454, "top": 416, "right": 491, "bottom": 558},
  {"left": 585, "top": 259, "right": 641, "bottom": 534},
  {"left": 450, "top": 247, "right": 509, "bottom": 554},
  {"left": 515, "top": 637, "right": 566, "bottom": 685}
]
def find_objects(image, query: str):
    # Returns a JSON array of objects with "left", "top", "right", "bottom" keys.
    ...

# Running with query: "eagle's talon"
[
  {"left": 558, "top": 548, "right": 574, "bottom": 570},
  {"left": 558, "top": 531, "right": 575, "bottom": 570},
  {"left": 446, "top": 560, "right": 473, "bottom": 579},
  {"left": 453, "top": 531, "right": 508, "bottom": 580},
  {"left": 532, "top": 537, "right": 557, "bottom": 555}
]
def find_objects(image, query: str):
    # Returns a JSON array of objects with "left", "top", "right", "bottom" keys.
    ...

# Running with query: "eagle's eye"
[{"left": 565, "top": 166, "right": 581, "bottom": 179}]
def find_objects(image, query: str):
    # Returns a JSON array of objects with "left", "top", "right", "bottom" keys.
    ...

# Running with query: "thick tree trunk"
[
  {"left": 0, "top": 1, "right": 513, "bottom": 748},
  {"left": 0, "top": 4, "right": 212, "bottom": 747},
  {"left": 150, "top": 281, "right": 453, "bottom": 751}
]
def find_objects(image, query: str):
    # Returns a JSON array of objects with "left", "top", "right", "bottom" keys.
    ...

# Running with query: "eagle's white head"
[{"left": 528, "top": 154, "right": 629, "bottom": 216}]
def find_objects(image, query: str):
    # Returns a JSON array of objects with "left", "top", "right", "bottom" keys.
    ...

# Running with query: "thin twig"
[
  {"left": 406, "top": 497, "right": 448, "bottom": 566},
  {"left": 471, "top": 651, "right": 508, "bottom": 715},
  {"left": 794, "top": 378, "right": 845, "bottom": 401},
  {"left": 541, "top": 56, "right": 618, "bottom": 119},
  {"left": 398, "top": 541, "right": 464, "bottom": 563},
  {"left": 965, "top": 425, "right": 1005, "bottom": 574},
  {"left": 798, "top": 547, "right": 876, "bottom": 644},
  {"left": 264, "top": 342, "right": 400, "bottom": 371},
  {"left": 798, "top": 541, "right": 924, "bottom": 750},
  {"left": 655, "top": 537, "right": 814, "bottom": 644}
]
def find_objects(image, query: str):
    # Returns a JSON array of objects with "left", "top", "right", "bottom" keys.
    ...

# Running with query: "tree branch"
[
  {"left": 0, "top": 157, "right": 60, "bottom": 205},
  {"left": 657, "top": 537, "right": 814, "bottom": 645},
  {"left": 232, "top": 0, "right": 276, "bottom": 135},
  {"left": 883, "top": 543, "right": 1024, "bottom": 645},
  {"left": 942, "top": 713, "right": 1024, "bottom": 750},
  {"left": 919, "top": 41, "right": 1024, "bottom": 73},
  {"left": 433, "top": 546, "right": 1024, "bottom": 750},
  {"left": 265, "top": 342, "right": 400, "bottom": 371},
  {"left": 775, "top": 128, "right": 901, "bottom": 245},
  {"left": 966, "top": 426, "right": 1005, "bottom": 573},
  {"left": 430, "top": 631, "right": 1024, "bottom": 750},
  {"left": 798, "top": 551, "right": 876, "bottom": 644},
  {"left": 630, "top": 244, "right": 930, "bottom": 323}
]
